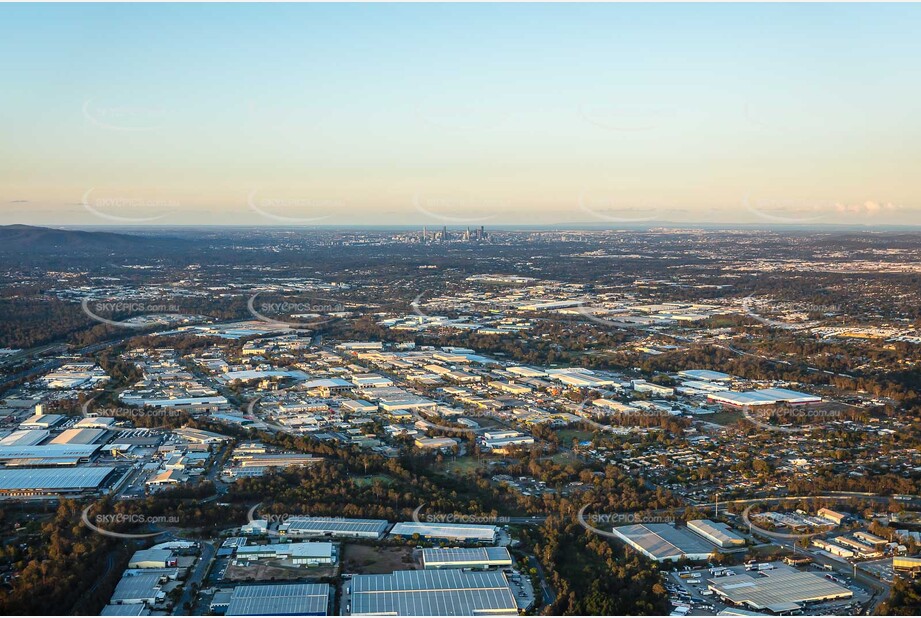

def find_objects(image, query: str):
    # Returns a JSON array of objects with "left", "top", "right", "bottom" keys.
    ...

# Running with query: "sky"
[{"left": 2, "top": 2, "right": 920, "bottom": 228}]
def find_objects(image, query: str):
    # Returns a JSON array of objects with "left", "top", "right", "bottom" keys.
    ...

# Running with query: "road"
[
  {"left": 525, "top": 554, "right": 557, "bottom": 608},
  {"left": 174, "top": 541, "right": 215, "bottom": 615}
]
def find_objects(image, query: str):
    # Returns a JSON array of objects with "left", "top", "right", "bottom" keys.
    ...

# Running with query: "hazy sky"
[{"left": 2, "top": 3, "right": 920, "bottom": 227}]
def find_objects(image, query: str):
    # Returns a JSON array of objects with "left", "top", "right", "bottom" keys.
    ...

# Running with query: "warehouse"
[
  {"left": 129, "top": 548, "right": 176, "bottom": 569},
  {"left": 50, "top": 428, "right": 108, "bottom": 445},
  {"left": 278, "top": 516, "right": 391, "bottom": 539},
  {"left": 422, "top": 547, "right": 513, "bottom": 570},
  {"left": 611, "top": 523, "right": 715, "bottom": 562},
  {"left": 708, "top": 388, "right": 822, "bottom": 407},
  {"left": 389, "top": 522, "right": 498, "bottom": 544},
  {"left": 236, "top": 541, "right": 338, "bottom": 566},
  {"left": 677, "top": 370, "right": 733, "bottom": 382},
  {"left": 76, "top": 416, "right": 118, "bottom": 430},
  {"left": 894, "top": 557, "right": 921, "bottom": 575},
  {"left": 225, "top": 583, "right": 330, "bottom": 616},
  {"left": 707, "top": 569, "right": 852, "bottom": 612},
  {"left": 414, "top": 437, "right": 458, "bottom": 450},
  {"left": 687, "top": 519, "right": 746, "bottom": 548},
  {"left": 350, "top": 569, "right": 517, "bottom": 616},
  {"left": 0, "top": 429, "right": 50, "bottom": 446},
  {"left": 19, "top": 412, "right": 66, "bottom": 430},
  {"left": 109, "top": 571, "right": 168, "bottom": 606},
  {"left": 0, "top": 466, "right": 117, "bottom": 497},
  {"left": 0, "top": 443, "right": 102, "bottom": 466}
]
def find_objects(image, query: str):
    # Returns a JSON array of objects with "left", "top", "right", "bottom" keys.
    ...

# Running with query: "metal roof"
[
  {"left": 0, "top": 444, "right": 101, "bottom": 459},
  {"left": 225, "top": 583, "right": 330, "bottom": 616},
  {"left": 280, "top": 516, "right": 390, "bottom": 536},
  {"left": 389, "top": 522, "right": 498, "bottom": 540},
  {"left": 421, "top": 547, "right": 512, "bottom": 566},
  {"left": 709, "top": 570, "right": 852, "bottom": 610},
  {"left": 0, "top": 466, "right": 115, "bottom": 490},
  {"left": 612, "top": 523, "right": 714, "bottom": 561},
  {"left": 350, "top": 570, "right": 517, "bottom": 616}
]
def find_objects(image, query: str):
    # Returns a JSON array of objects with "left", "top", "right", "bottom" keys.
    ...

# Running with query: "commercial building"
[
  {"left": 225, "top": 583, "right": 330, "bottom": 616},
  {"left": 0, "top": 429, "right": 50, "bottom": 446},
  {"left": 19, "top": 412, "right": 66, "bottom": 430},
  {"left": 894, "top": 557, "right": 921, "bottom": 575},
  {"left": 707, "top": 569, "right": 852, "bottom": 613},
  {"left": 422, "top": 547, "right": 513, "bottom": 570},
  {"left": 389, "top": 522, "right": 498, "bottom": 544},
  {"left": 817, "top": 508, "right": 848, "bottom": 525},
  {"left": 349, "top": 570, "right": 518, "bottom": 616},
  {"left": 414, "top": 437, "right": 458, "bottom": 450},
  {"left": 811, "top": 539, "right": 855, "bottom": 559},
  {"left": 677, "top": 370, "right": 733, "bottom": 382},
  {"left": 687, "top": 519, "right": 746, "bottom": 549},
  {"left": 109, "top": 571, "right": 170, "bottom": 606},
  {"left": 611, "top": 523, "right": 715, "bottom": 562},
  {"left": 236, "top": 541, "right": 337, "bottom": 566},
  {"left": 278, "top": 517, "right": 391, "bottom": 540},
  {"left": 708, "top": 388, "right": 822, "bottom": 407},
  {"left": 50, "top": 428, "right": 107, "bottom": 445},
  {"left": 129, "top": 548, "right": 176, "bottom": 569},
  {"left": 0, "top": 466, "right": 117, "bottom": 497}
]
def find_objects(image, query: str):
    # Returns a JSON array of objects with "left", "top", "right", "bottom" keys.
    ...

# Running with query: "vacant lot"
[{"left": 341, "top": 544, "right": 417, "bottom": 574}]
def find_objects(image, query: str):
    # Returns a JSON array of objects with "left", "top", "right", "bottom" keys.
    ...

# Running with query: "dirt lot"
[
  {"left": 224, "top": 560, "right": 338, "bottom": 582},
  {"left": 341, "top": 544, "right": 417, "bottom": 574}
]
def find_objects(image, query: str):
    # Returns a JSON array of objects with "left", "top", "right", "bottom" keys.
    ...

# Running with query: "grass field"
[
  {"left": 702, "top": 409, "right": 743, "bottom": 426},
  {"left": 556, "top": 428, "right": 596, "bottom": 445}
]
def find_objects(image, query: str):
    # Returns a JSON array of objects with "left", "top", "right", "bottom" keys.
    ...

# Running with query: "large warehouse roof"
[
  {"left": 422, "top": 547, "right": 512, "bottom": 568},
  {"left": 611, "top": 523, "right": 715, "bottom": 562},
  {"left": 225, "top": 583, "right": 330, "bottom": 616},
  {"left": 0, "top": 444, "right": 101, "bottom": 460},
  {"left": 389, "top": 522, "right": 498, "bottom": 541},
  {"left": 350, "top": 570, "right": 518, "bottom": 616},
  {"left": 279, "top": 516, "right": 391, "bottom": 537},
  {"left": 0, "top": 466, "right": 116, "bottom": 491},
  {"left": 709, "top": 570, "right": 852, "bottom": 611}
]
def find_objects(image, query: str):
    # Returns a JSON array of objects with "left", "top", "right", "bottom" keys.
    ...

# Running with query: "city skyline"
[{"left": 3, "top": 3, "right": 921, "bottom": 227}]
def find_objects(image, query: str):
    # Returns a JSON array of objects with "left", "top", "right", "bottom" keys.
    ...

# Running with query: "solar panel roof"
[
  {"left": 350, "top": 570, "right": 517, "bottom": 616},
  {"left": 225, "top": 583, "right": 330, "bottom": 616}
]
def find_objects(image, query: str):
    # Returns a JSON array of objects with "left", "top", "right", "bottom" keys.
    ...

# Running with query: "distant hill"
[{"left": 0, "top": 225, "right": 173, "bottom": 254}]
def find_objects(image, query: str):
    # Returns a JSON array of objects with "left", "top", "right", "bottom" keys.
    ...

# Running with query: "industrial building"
[
  {"left": 610, "top": 523, "right": 715, "bottom": 562},
  {"left": 128, "top": 548, "right": 176, "bottom": 569},
  {"left": 687, "top": 519, "right": 746, "bottom": 548},
  {"left": 109, "top": 571, "right": 171, "bottom": 606},
  {"left": 413, "top": 437, "right": 459, "bottom": 450},
  {"left": 422, "top": 547, "right": 513, "bottom": 570},
  {"left": 708, "top": 387, "right": 822, "bottom": 407},
  {"left": 236, "top": 541, "right": 337, "bottom": 566},
  {"left": 812, "top": 538, "right": 855, "bottom": 559},
  {"left": 0, "top": 466, "right": 117, "bottom": 497},
  {"left": 707, "top": 568, "right": 852, "bottom": 613},
  {"left": 50, "top": 428, "right": 107, "bottom": 445},
  {"left": 817, "top": 508, "right": 848, "bottom": 525},
  {"left": 389, "top": 522, "right": 498, "bottom": 544},
  {"left": 894, "top": 556, "right": 921, "bottom": 575},
  {"left": 349, "top": 569, "right": 518, "bottom": 616},
  {"left": 225, "top": 583, "right": 331, "bottom": 616},
  {"left": 0, "top": 429, "right": 50, "bottom": 446},
  {"left": 278, "top": 516, "right": 391, "bottom": 539}
]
